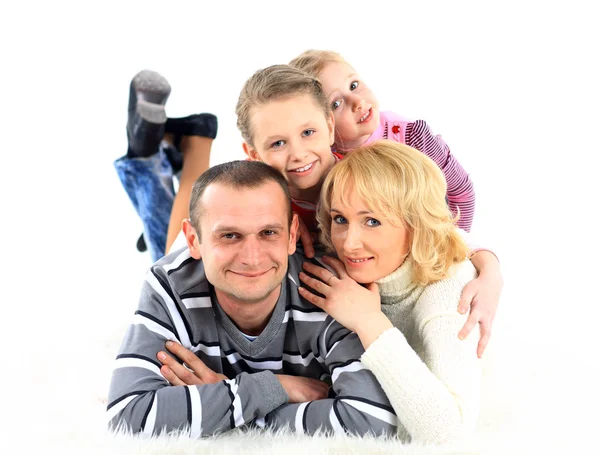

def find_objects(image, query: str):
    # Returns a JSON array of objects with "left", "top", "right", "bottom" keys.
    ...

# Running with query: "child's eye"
[
  {"left": 302, "top": 129, "right": 315, "bottom": 137},
  {"left": 350, "top": 81, "right": 359, "bottom": 90},
  {"left": 331, "top": 100, "right": 341, "bottom": 110},
  {"left": 271, "top": 140, "right": 285, "bottom": 149},
  {"left": 332, "top": 215, "right": 347, "bottom": 224},
  {"left": 366, "top": 218, "right": 381, "bottom": 227}
]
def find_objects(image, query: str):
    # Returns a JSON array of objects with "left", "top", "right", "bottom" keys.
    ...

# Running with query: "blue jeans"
[{"left": 114, "top": 143, "right": 178, "bottom": 262}]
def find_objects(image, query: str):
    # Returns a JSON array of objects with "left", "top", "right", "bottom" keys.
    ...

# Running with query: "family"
[{"left": 109, "top": 50, "right": 503, "bottom": 444}]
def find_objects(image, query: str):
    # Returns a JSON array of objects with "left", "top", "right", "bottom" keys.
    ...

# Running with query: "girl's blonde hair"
[
  {"left": 235, "top": 64, "right": 331, "bottom": 147},
  {"left": 289, "top": 49, "right": 350, "bottom": 79},
  {"left": 317, "top": 141, "right": 470, "bottom": 285}
]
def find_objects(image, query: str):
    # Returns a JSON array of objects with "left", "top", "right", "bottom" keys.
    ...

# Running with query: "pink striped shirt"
[{"left": 362, "top": 111, "right": 476, "bottom": 232}]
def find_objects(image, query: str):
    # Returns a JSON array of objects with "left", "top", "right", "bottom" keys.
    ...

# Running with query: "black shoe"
[
  {"left": 136, "top": 233, "right": 147, "bottom": 253},
  {"left": 127, "top": 70, "right": 171, "bottom": 158},
  {"left": 165, "top": 113, "right": 218, "bottom": 139},
  {"left": 164, "top": 113, "right": 218, "bottom": 173}
]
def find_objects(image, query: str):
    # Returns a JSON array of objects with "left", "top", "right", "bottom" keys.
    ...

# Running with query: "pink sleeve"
[{"left": 405, "top": 120, "right": 476, "bottom": 232}]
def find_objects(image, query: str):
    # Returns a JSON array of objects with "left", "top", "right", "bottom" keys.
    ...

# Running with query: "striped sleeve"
[
  {"left": 264, "top": 317, "right": 398, "bottom": 436},
  {"left": 106, "top": 267, "right": 289, "bottom": 437},
  {"left": 405, "top": 120, "right": 475, "bottom": 231}
]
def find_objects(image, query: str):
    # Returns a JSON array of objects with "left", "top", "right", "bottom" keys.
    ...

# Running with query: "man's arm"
[
  {"left": 264, "top": 318, "right": 398, "bottom": 436},
  {"left": 107, "top": 269, "right": 288, "bottom": 437}
]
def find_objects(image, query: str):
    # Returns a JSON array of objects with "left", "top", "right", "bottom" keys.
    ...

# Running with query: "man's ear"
[
  {"left": 242, "top": 142, "right": 261, "bottom": 161},
  {"left": 288, "top": 213, "right": 299, "bottom": 255},
  {"left": 182, "top": 218, "right": 202, "bottom": 260}
]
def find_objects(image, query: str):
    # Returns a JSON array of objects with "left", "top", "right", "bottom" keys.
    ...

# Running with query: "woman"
[{"left": 298, "top": 140, "right": 482, "bottom": 444}]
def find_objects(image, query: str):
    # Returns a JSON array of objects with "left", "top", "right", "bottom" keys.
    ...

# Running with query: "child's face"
[
  {"left": 318, "top": 61, "right": 380, "bottom": 150},
  {"left": 243, "top": 94, "right": 336, "bottom": 193}
]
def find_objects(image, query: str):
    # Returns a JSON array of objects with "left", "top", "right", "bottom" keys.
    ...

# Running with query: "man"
[{"left": 107, "top": 160, "right": 398, "bottom": 437}]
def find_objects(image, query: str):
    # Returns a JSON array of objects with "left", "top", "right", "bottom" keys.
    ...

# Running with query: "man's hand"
[
  {"left": 276, "top": 374, "right": 329, "bottom": 403},
  {"left": 158, "top": 341, "right": 227, "bottom": 386}
]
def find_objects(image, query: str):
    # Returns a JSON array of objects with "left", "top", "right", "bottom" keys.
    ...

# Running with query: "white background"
[{"left": 1, "top": 0, "right": 598, "bottom": 451}]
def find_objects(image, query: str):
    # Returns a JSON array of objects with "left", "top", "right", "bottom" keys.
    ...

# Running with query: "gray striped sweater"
[{"left": 107, "top": 247, "right": 398, "bottom": 437}]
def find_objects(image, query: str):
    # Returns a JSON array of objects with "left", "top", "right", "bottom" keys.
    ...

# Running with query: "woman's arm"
[
  {"left": 298, "top": 258, "right": 481, "bottom": 444},
  {"left": 360, "top": 315, "right": 481, "bottom": 444}
]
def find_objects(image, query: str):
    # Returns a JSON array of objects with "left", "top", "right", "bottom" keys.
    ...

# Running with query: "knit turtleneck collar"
[{"left": 375, "top": 257, "right": 415, "bottom": 304}]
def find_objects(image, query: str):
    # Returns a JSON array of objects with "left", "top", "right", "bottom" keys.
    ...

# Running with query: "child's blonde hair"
[
  {"left": 235, "top": 64, "right": 331, "bottom": 147},
  {"left": 289, "top": 49, "right": 351, "bottom": 79},
  {"left": 317, "top": 140, "right": 470, "bottom": 285}
]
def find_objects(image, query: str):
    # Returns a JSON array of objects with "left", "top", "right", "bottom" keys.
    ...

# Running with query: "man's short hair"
[{"left": 189, "top": 160, "right": 293, "bottom": 239}]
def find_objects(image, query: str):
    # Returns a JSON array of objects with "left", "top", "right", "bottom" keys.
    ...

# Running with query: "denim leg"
[{"left": 114, "top": 143, "right": 175, "bottom": 261}]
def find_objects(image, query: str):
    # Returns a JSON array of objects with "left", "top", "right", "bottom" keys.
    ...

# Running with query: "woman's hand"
[{"left": 298, "top": 256, "right": 392, "bottom": 347}]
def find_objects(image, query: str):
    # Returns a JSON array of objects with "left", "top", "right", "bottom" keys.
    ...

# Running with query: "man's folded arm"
[
  {"left": 265, "top": 318, "right": 398, "bottom": 436},
  {"left": 107, "top": 285, "right": 289, "bottom": 437}
]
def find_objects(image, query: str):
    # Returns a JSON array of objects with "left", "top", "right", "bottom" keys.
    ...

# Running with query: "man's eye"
[
  {"left": 302, "top": 129, "right": 315, "bottom": 137},
  {"left": 271, "top": 140, "right": 285, "bottom": 148},
  {"left": 350, "top": 81, "right": 359, "bottom": 90},
  {"left": 366, "top": 218, "right": 381, "bottom": 227},
  {"left": 263, "top": 230, "right": 277, "bottom": 236},
  {"left": 331, "top": 100, "right": 341, "bottom": 110},
  {"left": 222, "top": 233, "right": 239, "bottom": 239},
  {"left": 332, "top": 215, "right": 347, "bottom": 224}
]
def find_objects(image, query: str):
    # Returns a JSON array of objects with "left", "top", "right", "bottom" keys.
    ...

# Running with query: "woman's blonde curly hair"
[{"left": 317, "top": 140, "right": 470, "bottom": 285}]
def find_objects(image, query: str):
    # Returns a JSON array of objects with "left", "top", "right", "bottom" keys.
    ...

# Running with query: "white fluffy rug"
[{"left": 4, "top": 270, "right": 596, "bottom": 455}]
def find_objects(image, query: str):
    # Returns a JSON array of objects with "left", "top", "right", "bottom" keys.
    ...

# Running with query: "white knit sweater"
[{"left": 360, "top": 258, "right": 482, "bottom": 444}]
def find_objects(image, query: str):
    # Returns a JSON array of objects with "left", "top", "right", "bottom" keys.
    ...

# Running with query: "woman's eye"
[
  {"left": 302, "top": 129, "right": 315, "bottom": 137},
  {"left": 331, "top": 100, "right": 341, "bottom": 110},
  {"left": 271, "top": 140, "right": 285, "bottom": 148},
  {"left": 366, "top": 218, "right": 381, "bottom": 227},
  {"left": 332, "top": 215, "right": 347, "bottom": 224},
  {"left": 350, "top": 81, "right": 359, "bottom": 90}
]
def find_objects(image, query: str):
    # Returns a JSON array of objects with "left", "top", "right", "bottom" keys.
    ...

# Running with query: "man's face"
[{"left": 190, "top": 181, "right": 298, "bottom": 304}]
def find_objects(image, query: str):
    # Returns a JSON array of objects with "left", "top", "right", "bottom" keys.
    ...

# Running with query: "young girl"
[
  {"left": 235, "top": 64, "right": 501, "bottom": 357},
  {"left": 235, "top": 64, "right": 340, "bottom": 234},
  {"left": 289, "top": 50, "right": 476, "bottom": 232},
  {"left": 297, "top": 141, "right": 481, "bottom": 443}
]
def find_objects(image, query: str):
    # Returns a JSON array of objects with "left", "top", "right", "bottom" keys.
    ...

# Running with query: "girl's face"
[
  {"left": 318, "top": 61, "right": 380, "bottom": 150},
  {"left": 243, "top": 94, "right": 336, "bottom": 195},
  {"left": 329, "top": 184, "right": 410, "bottom": 284}
]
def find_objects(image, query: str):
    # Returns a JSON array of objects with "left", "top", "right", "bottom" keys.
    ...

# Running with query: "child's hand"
[
  {"left": 296, "top": 213, "right": 316, "bottom": 258},
  {"left": 457, "top": 271, "right": 503, "bottom": 358}
]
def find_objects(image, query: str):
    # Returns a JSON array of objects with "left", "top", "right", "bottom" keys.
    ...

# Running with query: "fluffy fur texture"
[{"left": 11, "top": 304, "right": 593, "bottom": 455}]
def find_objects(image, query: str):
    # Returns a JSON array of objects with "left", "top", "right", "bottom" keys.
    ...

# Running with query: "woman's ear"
[{"left": 242, "top": 142, "right": 261, "bottom": 161}]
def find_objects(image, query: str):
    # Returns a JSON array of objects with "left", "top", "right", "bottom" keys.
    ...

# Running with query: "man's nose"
[{"left": 239, "top": 235, "right": 263, "bottom": 266}]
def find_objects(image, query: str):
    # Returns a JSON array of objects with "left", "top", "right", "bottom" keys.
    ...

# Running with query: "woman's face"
[{"left": 329, "top": 185, "right": 410, "bottom": 283}]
